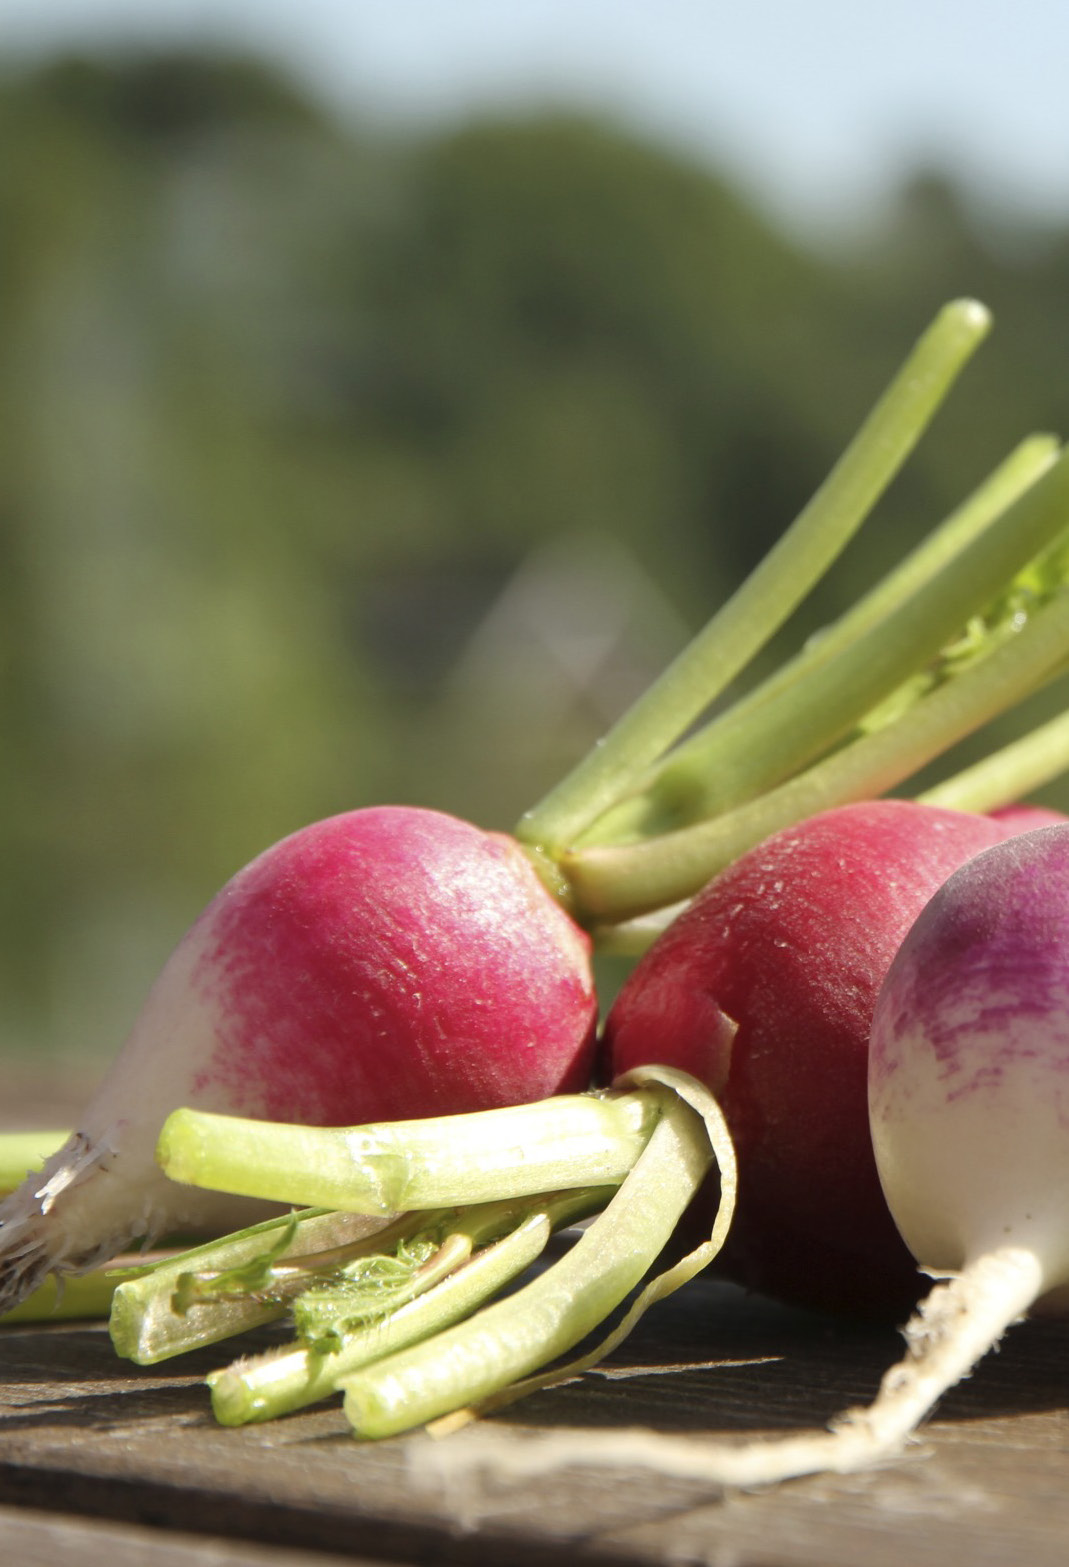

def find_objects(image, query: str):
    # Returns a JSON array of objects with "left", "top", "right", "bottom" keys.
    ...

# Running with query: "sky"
[{"left": 5, "top": 0, "right": 1068, "bottom": 236}]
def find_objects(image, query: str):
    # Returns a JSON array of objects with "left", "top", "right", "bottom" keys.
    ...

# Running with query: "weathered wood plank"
[
  {"left": 0, "top": 1500, "right": 394, "bottom": 1567},
  {"left": 0, "top": 1274, "right": 1067, "bottom": 1567},
  {"left": 3, "top": 1072, "right": 1069, "bottom": 1564}
]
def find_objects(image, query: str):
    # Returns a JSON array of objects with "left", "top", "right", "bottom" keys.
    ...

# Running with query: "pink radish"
[
  {"left": 0, "top": 807, "right": 597, "bottom": 1310},
  {"left": 603, "top": 799, "right": 1048, "bottom": 1316}
]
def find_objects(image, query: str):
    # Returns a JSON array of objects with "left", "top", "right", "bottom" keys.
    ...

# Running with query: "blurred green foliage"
[{"left": 2, "top": 51, "right": 1068, "bottom": 1062}]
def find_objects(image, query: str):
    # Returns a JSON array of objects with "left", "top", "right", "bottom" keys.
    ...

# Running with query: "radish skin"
[{"left": 0, "top": 807, "right": 597, "bottom": 1309}]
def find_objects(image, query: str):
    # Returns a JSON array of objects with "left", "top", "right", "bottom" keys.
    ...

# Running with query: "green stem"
[
  {"left": 569, "top": 588, "right": 1069, "bottom": 920},
  {"left": 580, "top": 443, "right": 1069, "bottom": 843},
  {"left": 919, "top": 702, "right": 1069, "bottom": 813},
  {"left": 110, "top": 1208, "right": 409, "bottom": 1365},
  {"left": 208, "top": 1189, "right": 601, "bottom": 1426},
  {"left": 516, "top": 299, "right": 991, "bottom": 855},
  {"left": 582, "top": 433, "right": 1060, "bottom": 845},
  {"left": 448, "top": 1067, "right": 739, "bottom": 1429},
  {"left": 591, "top": 902, "right": 686, "bottom": 956},
  {"left": 721, "top": 434, "right": 1058, "bottom": 709},
  {"left": 156, "top": 1092, "right": 658, "bottom": 1213},
  {"left": 341, "top": 1068, "right": 735, "bottom": 1439}
]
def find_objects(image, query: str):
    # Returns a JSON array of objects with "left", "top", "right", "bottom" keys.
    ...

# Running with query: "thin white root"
[
  {"left": 412, "top": 1247, "right": 1042, "bottom": 1500},
  {"left": 0, "top": 1132, "right": 117, "bottom": 1310}
]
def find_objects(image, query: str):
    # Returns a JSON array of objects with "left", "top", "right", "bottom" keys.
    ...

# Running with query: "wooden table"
[{"left": 3, "top": 1076, "right": 1069, "bottom": 1566}]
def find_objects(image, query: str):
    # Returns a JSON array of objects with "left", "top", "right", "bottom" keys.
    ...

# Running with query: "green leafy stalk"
[
  {"left": 723, "top": 433, "right": 1059, "bottom": 711},
  {"left": 578, "top": 444, "right": 1069, "bottom": 845},
  {"left": 290, "top": 1233, "right": 458, "bottom": 1347},
  {"left": 919, "top": 705, "right": 1069, "bottom": 814},
  {"left": 137, "top": 1074, "right": 732, "bottom": 1437},
  {"left": 581, "top": 433, "right": 1060, "bottom": 846},
  {"left": 168, "top": 1212, "right": 309, "bottom": 1315},
  {"left": 568, "top": 586, "right": 1069, "bottom": 921},
  {"left": 341, "top": 1067, "right": 735, "bottom": 1439},
  {"left": 208, "top": 1189, "right": 601, "bottom": 1426},
  {"left": 156, "top": 1091, "right": 659, "bottom": 1213},
  {"left": 110, "top": 1208, "right": 409, "bottom": 1364},
  {"left": 516, "top": 299, "right": 991, "bottom": 855}
]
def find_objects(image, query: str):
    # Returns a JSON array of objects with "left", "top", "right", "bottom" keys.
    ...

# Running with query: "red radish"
[
  {"left": 604, "top": 799, "right": 1046, "bottom": 1316},
  {"left": 988, "top": 802, "right": 1068, "bottom": 834},
  {"left": 0, "top": 807, "right": 597, "bottom": 1310}
]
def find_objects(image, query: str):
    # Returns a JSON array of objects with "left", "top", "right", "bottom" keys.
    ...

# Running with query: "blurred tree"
[
  {"left": 0, "top": 56, "right": 384, "bottom": 1057},
  {"left": 1, "top": 51, "right": 1068, "bottom": 1065}
]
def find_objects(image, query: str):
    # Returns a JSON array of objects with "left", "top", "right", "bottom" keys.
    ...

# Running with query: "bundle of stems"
[
  {"left": 523, "top": 304, "right": 1069, "bottom": 927},
  {"left": 118, "top": 1067, "right": 735, "bottom": 1433}
]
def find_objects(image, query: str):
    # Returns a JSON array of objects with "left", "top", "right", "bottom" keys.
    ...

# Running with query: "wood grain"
[
  {"left": 2, "top": 1074, "right": 1068, "bottom": 1564},
  {"left": 0, "top": 1274, "right": 1067, "bottom": 1566}
]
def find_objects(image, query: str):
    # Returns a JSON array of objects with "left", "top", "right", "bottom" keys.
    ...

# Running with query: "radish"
[
  {"left": 603, "top": 799, "right": 1045, "bottom": 1315},
  {"left": 0, "top": 807, "right": 597, "bottom": 1310},
  {"left": 855, "top": 823, "right": 1069, "bottom": 1448}
]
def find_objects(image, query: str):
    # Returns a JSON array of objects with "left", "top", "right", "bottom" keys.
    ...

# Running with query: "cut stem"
[
  {"left": 289, "top": 1232, "right": 477, "bottom": 1341},
  {"left": 156, "top": 1092, "right": 658, "bottom": 1214},
  {"left": 517, "top": 299, "right": 991, "bottom": 854},
  {"left": 110, "top": 1208, "right": 406, "bottom": 1364},
  {"left": 209, "top": 1189, "right": 601, "bottom": 1426},
  {"left": 341, "top": 1068, "right": 734, "bottom": 1439}
]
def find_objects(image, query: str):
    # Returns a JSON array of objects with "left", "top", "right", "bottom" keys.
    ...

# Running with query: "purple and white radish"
[
  {"left": 856, "top": 823, "right": 1069, "bottom": 1432},
  {"left": 0, "top": 807, "right": 597, "bottom": 1310}
]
